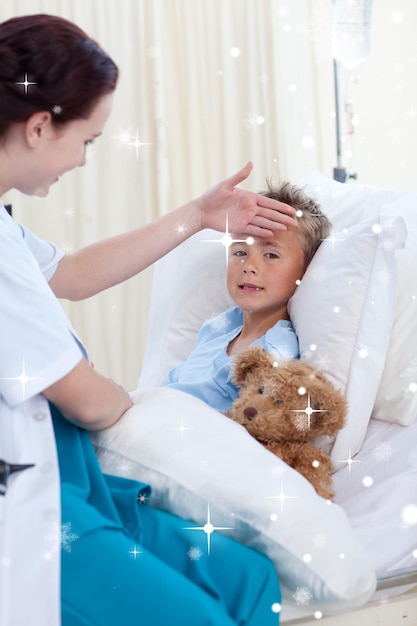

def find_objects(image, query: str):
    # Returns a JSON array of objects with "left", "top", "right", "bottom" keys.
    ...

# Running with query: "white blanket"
[{"left": 92, "top": 386, "right": 377, "bottom": 617}]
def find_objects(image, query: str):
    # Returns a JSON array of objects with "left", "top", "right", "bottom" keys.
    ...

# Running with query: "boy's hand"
[{"left": 197, "top": 162, "right": 296, "bottom": 236}]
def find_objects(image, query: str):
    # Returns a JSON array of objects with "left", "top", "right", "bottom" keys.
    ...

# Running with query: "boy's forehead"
[
  {"left": 231, "top": 229, "right": 301, "bottom": 247},
  {"left": 230, "top": 233, "right": 255, "bottom": 243}
]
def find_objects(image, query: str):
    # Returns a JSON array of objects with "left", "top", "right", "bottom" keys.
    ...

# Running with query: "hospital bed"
[{"left": 93, "top": 171, "right": 417, "bottom": 623}]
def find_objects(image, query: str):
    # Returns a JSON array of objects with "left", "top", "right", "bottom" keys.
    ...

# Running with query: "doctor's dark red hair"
[{"left": 0, "top": 14, "right": 119, "bottom": 140}]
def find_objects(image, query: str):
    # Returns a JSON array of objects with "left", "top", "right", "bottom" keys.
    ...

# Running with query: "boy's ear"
[{"left": 25, "top": 111, "right": 53, "bottom": 147}]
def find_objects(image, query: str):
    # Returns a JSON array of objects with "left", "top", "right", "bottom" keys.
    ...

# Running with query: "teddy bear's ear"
[{"left": 232, "top": 346, "right": 274, "bottom": 386}]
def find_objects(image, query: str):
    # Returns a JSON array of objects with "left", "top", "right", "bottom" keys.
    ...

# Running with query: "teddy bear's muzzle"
[{"left": 243, "top": 407, "right": 258, "bottom": 420}]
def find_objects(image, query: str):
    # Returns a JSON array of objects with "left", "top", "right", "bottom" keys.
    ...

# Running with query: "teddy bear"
[{"left": 226, "top": 346, "right": 347, "bottom": 500}]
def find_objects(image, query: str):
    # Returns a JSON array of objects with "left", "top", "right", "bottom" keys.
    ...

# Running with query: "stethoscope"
[{"left": 0, "top": 460, "right": 34, "bottom": 496}]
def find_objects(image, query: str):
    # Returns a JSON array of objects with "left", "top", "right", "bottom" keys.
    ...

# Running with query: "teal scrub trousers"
[{"left": 51, "top": 405, "right": 281, "bottom": 626}]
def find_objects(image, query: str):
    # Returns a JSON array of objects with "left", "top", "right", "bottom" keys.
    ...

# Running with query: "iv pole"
[
  {"left": 333, "top": 59, "right": 347, "bottom": 183},
  {"left": 332, "top": 0, "right": 373, "bottom": 182}
]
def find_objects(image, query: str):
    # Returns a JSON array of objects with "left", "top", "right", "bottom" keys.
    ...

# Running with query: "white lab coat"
[{"left": 0, "top": 205, "right": 84, "bottom": 626}]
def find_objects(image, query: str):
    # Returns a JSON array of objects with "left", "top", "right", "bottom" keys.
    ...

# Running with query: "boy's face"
[{"left": 227, "top": 229, "right": 305, "bottom": 321}]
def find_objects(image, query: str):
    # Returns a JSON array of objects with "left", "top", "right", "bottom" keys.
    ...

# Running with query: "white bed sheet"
[
  {"left": 282, "top": 413, "right": 417, "bottom": 622},
  {"left": 333, "top": 416, "right": 417, "bottom": 578}
]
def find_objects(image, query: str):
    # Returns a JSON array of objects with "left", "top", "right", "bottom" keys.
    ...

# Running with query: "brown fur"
[{"left": 226, "top": 347, "right": 346, "bottom": 500}]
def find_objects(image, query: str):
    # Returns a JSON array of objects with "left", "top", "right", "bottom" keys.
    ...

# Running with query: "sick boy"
[{"left": 162, "top": 181, "right": 331, "bottom": 412}]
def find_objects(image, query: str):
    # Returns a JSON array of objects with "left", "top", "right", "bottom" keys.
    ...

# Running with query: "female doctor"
[{"left": 0, "top": 14, "right": 296, "bottom": 626}]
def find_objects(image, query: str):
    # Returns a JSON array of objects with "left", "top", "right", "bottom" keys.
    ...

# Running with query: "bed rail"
[
  {"left": 283, "top": 566, "right": 417, "bottom": 625},
  {"left": 376, "top": 565, "right": 417, "bottom": 590}
]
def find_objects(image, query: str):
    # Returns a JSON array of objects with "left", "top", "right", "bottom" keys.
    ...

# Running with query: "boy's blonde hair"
[{"left": 262, "top": 181, "right": 332, "bottom": 267}]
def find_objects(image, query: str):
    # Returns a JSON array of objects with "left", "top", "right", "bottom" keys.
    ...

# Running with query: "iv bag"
[{"left": 332, "top": 0, "right": 374, "bottom": 69}]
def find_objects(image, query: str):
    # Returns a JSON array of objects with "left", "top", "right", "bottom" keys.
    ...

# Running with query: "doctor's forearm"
[
  {"left": 42, "top": 359, "right": 133, "bottom": 430},
  {"left": 49, "top": 200, "right": 201, "bottom": 300}
]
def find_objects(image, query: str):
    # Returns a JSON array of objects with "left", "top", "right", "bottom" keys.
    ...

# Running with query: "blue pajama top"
[{"left": 162, "top": 306, "right": 299, "bottom": 412}]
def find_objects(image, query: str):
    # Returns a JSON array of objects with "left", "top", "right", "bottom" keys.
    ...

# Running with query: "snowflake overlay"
[
  {"left": 372, "top": 440, "right": 393, "bottom": 463},
  {"left": 137, "top": 491, "right": 148, "bottom": 505},
  {"left": 313, "top": 533, "right": 328, "bottom": 548},
  {"left": 207, "top": 313, "right": 231, "bottom": 333},
  {"left": 187, "top": 546, "right": 203, "bottom": 561},
  {"left": 259, "top": 375, "right": 279, "bottom": 398},
  {"left": 293, "top": 586, "right": 313, "bottom": 606},
  {"left": 61, "top": 522, "right": 79, "bottom": 553}
]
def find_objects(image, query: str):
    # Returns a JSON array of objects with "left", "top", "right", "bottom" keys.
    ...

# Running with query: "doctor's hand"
[{"left": 196, "top": 162, "right": 296, "bottom": 237}]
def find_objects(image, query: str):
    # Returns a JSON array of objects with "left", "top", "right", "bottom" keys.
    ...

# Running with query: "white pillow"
[
  {"left": 301, "top": 172, "right": 417, "bottom": 427},
  {"left": 287, "top": 213, "right": 406, "bottom": 462},
  {"left": 138, "top": 229, "right": 234, "bottom": 388},
  {"left": 92, "top": 387, "right": 376, "bottom": 615}
]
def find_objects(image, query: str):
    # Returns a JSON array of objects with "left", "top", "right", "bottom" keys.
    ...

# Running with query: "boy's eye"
[
  {"left": 265, "top": 252, "right": 279, "bottom": 259},
  {"left": 232, "top": 249, "right": 246, "bottom": 257}
]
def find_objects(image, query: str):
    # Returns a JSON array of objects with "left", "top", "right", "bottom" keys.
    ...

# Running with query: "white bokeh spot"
[{"left": 401, "top": 504, "right": 417, "bottom": 526}]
